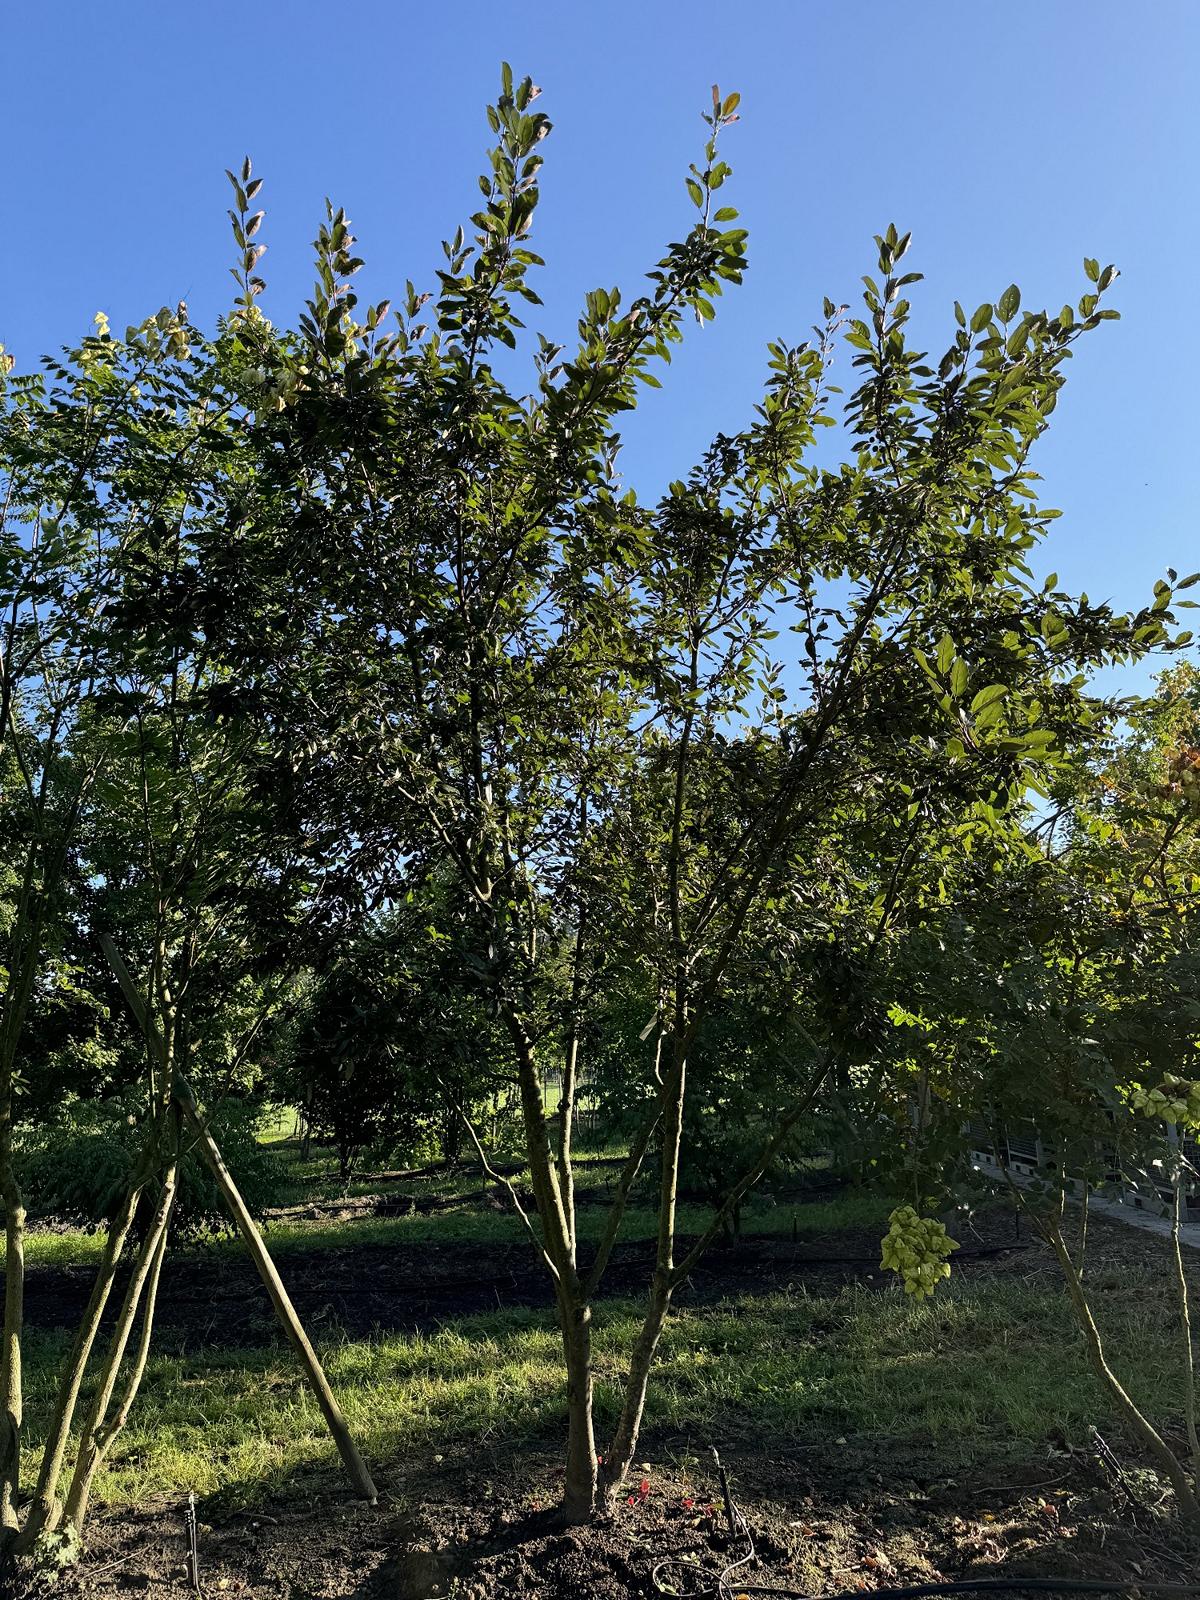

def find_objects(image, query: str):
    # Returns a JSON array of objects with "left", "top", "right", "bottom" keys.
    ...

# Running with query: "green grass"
[
  {"left": 22, "top": 1183, "right": 889, "bottom": 1268},
  {"left": 21, "top": 1164, "right": 1190, "bottom": 1520},
  {"left": 23, "top": 1230, "right": 113, "bottom": 1268},
  {"left": 19, "top": 1270, "right": 1191, "bottom": 1514}
]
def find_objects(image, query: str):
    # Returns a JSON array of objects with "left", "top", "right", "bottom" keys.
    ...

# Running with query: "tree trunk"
[
  {"left": 559, "top": 1294, "right": 597, "bottom": 1522},
  {"left": 1170, "top": 1163, "right": 1200, "bottom": 1476},
  {"left": 100, "top": 934, "right": 378, "bottom": 1505},
  {"left": 62, "top": 1165, "right": 178, "bottom": 1537},
  {"left": 16, "top": 1173, "right": 148, "bottom": 1550},
  {"left": 0, "top": 1125, "right": 25, "bottom": 1543},
  {"left": 176, "top": 1082, "right": 378, "bottom": 1502},
  {"left": 442, "top": 1105, "right": 461, "bottom": 1165},
  {"left": 602, "top": 1035, "right": 688, "bottom": 1501},
  {"left": 601, "top": 1270, "right": 672, "bottom": 1504},
  {"left": 503, "top": 1010, "right": 598, "bottom": 1519}
]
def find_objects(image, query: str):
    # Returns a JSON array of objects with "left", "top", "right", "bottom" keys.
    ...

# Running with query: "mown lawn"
[
  {"left": 17, "top": 1176, "right": 1196, "bottom": 1516},
  {"left": 22, "top": 1165, "right": 890, "bottom": 1266}
]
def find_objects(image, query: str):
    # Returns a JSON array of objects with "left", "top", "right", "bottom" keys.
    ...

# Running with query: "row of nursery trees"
[{"left": 4, "top": 68, "right": 1200, "bottom": 1565}]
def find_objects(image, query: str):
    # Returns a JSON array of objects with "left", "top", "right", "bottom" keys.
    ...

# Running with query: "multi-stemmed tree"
[
  {"left": 243, "top": 69, "right": 1181, "bottom": 1518},
  {"left": 0, "top": 298, "right": 233, "bottom": 1556},
  {"left": 4, "top": 62, "right": 1193, "bottom": 1554},
  {"left": 0, "top": 225, "right": 378, "bottom": 1565}
]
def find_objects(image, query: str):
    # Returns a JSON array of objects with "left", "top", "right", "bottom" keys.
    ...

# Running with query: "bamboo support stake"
[{"left": 99, "top": 935, "right": 378, "bottom": 1505}]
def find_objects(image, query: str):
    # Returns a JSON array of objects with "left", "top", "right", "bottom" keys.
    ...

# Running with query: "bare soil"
[
  {"left": 48, "top": 1432, "right": 1200, "bottom": 1600},
  {"left": 22, "top": 1207, "right": 1033, "bottom": 1353}
]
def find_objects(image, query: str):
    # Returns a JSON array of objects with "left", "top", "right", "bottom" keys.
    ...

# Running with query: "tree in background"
[
  {"left": 279, "top": 886, "right": 505, "bottom": 1179},
  {"left": 846, "top": 664, "right": 1200, "bottom": 1529}
]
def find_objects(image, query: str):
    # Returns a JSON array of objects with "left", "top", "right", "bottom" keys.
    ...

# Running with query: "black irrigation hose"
[
  {"left": 657, "top": 1572, "right": 1200, "bottom": 1600},
  {"left": 735, "top": 1584, "right": 1200, "bottom": 1599}
]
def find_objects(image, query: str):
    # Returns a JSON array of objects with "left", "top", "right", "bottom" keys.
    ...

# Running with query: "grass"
[
  {"left": 19, "top": 1269, "right": 1192, "bottom": 1514},
  {"left": 22, "top": 1169, "right": 891, "bottom": 1267},
  {"left": 18, "top": 1143, "right": 1194, "bottom": 1521}
]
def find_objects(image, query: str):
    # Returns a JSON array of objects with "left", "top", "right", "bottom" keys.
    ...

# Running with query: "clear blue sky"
[{"left": 4, "top": 1, "right": 1196, "bottom": 692}]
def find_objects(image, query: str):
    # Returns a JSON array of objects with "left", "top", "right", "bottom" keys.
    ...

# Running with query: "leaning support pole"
[{"left": 99, "top": 935, "right": 378, "bottom": 1505}]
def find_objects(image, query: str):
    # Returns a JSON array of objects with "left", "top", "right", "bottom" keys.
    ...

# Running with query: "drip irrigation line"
[
  {"left": 735, "top": 1583, "right": 1200, "bottom": 1599},
  {"left": 655, "top": 1568, "right": 1200, "bottom": 1600}
]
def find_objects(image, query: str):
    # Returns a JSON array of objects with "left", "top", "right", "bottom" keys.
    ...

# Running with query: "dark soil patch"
[
  {"left": 22, "top": 1207, "right": 1034, "bottom": 1353},
  {"left": 46, "top": 1432, "right": 1200, "bottom": 1600}
]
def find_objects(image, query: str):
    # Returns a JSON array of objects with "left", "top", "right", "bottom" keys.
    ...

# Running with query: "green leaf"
[
  {"left": 1006, "top": 321, "right": 1031, "bottom": 357},
  {"left": 970, "top": 684, "right": 1007, "bottom": 714}
]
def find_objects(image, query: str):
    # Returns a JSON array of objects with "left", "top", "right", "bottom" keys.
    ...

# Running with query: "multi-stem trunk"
[
  {"left": 62, "top": 1162, "right": 178, "bottom": 1537},
  {"left": 14, "top": 1163, "right": 151, "bottom": 1552}
]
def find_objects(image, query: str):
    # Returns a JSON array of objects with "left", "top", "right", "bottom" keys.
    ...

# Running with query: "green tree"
[
  {"left": 858, "top": 665, "right": 1200, "bottom": 1526},
  {"left": 246, "top": 70, "right": 1181, "bottom": 1518}
]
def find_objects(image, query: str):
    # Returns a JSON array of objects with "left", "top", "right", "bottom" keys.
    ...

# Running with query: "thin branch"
[{"left": 456, "top": 1101, "right": 561, "bottom": 1284}]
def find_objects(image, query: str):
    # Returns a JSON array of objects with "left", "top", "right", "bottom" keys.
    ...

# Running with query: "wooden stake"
[{"left": 99, "top": 934, "right": 378, "bottom": 1505}]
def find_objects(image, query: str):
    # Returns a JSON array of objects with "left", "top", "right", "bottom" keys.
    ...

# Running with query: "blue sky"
[{"left": 4, "top": 2, "right": 1196, "bottom": 692}]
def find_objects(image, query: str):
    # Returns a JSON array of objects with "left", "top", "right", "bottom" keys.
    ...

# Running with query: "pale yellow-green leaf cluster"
[
  {"left": 879, "top": 1206, "right": 959, "bottom": 1299},
  {"left": 1128, "top": 1075, "right": 1200, "bottom": 1131}
]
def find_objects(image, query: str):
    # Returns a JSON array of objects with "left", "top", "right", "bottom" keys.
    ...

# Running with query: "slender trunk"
[
  {"left": 558, "top": 901, "right": 587, "bottom": 1255},
  {"left": 504, "top": 1010, "right": 599, "bottom": 1520},
  {"left": 602, "top": 1034, "right": 688, "bottom": 1500},
  {"left": 558, "top": 1031, "right": 579, "bottom": 1256},
  {"left": 62, "top": 1165, "right": 178, "bottom": 1536},
  {"left": 1046, "top": 1216, "right": 1200, "bottom": 1529},
  {"left": 0, "top": 1120, "right": 25, "bottom": 1542},
  {"left": 584, "top": 1103, "right": 660, "bottom": 1298},
  {"left": 442, "top": 1104, "right": 461, "bottom": 1164},
  {"left": 600, "top": 635, "right": 697, "bottom": 1505},
  {"left": 176, "top": 1081, "right": 378, "bottom": 1502},
  {"left": 601, "top": 1274, "right": 672, "bottom": 1504},
  {"left": 506, "top": 1012, "right": 573, "bottom": 1268},
  {"left": 16, "top": 1170, "right": 148, "bottom": 1550},
  {"left": 101, "top": 933, "right": 378, "bottom": 1505},
  {"left": 1170, "top": 1165, "right": 1200, "bottom": 1477}
]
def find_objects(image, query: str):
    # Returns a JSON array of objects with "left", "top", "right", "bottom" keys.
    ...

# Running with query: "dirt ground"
[{"left": 48, "top": 1432, "right": 1200, "bottom": 1599}]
